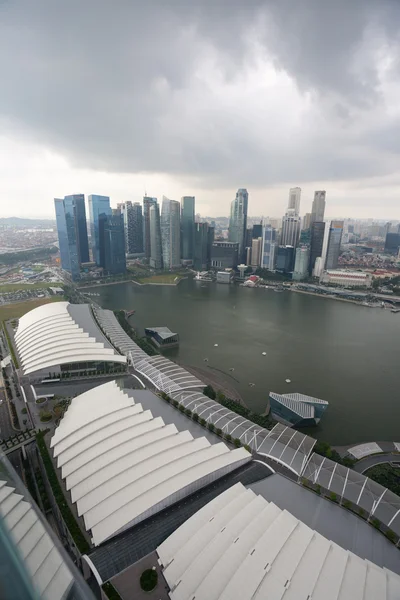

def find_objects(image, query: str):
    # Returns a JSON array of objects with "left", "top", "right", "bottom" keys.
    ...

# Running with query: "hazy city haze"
[{"left": 1, "top": 0, "right": 400, "bottom": 218}]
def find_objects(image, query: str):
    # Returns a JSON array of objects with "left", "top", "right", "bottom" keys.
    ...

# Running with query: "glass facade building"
[
  {"left": 194, "top": 222, "right": 214, "bottom": 270},
  {"left": 149, "top": 202, "right": 163, "bottom": 269},
  {"left": 88, "top": 194, "right": 111, "bottom": 265},
  {"left": 54, "top": 198, "right": 80, "bottom": 280},
  {"left": 261, "top": 225, "right": 277, "bottom": 270},
  {"left": 311, "top": 190, "right": 326, "bottom": 225},
  {"left": 269, "top": 392, "right": 329, "bottom": 427},
  {"left": 181, "top": 196, "right": 195, "bottom": 262},
  {"left": 228, "top": 188, "right": 248, "bottom": 262},
  {"left": 64, "top": 194, "right": 89, "bottom": 263},
  {"left": 99, "top": 213, "right": 126, "bottom": 274},
  {"left": 275, "top": 245, "right": 294, "bottom": 273},
  {"left": 325, "top": 220, "right": 344, "bottom": 270},
  {"left": 161, "top": 197, "right": 181, "bottom": 269},
  {"left": 309, "top": 221, "right": 325, "bottom": 275},
  {"left": 143, "top": 196, "right": 158, "bottom": 260}
]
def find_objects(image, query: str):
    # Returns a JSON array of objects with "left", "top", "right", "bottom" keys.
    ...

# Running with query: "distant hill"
[{"left": 0, "top": 217, "right": 56, "bottom": 228}]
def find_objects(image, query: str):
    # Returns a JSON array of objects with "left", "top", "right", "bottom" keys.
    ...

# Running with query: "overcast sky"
[{"left": 1, "top": 0, "right": 400, "bottom": 220}]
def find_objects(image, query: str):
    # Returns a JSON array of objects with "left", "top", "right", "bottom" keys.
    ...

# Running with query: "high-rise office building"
[
  {"left": 98, "top": 213, "right": 126, "bottom": 274},
  {"left": 252, "top": 223, "right": 263, "bottom": 239},
  {"left": 251, "top": 238, "right": 262, "bottom": 268},
  {"left": 228, "top": 188, "right": 248, "bottom": 262},
  {"left": 288, "top": 187, "right": 301, "bottom": 215},
  {"left": 281, "top": 213, "right": 301, "bottom": 247},
  {"left": 63, "top": 194, "right": 90, "bottom": 264},
  {"left": 88, "top": 194, "right": 111, "bottom": 265},
  {"left": 161, "top": 197, "right": 181, "bottom": 269},
  {"left": 194, "top": 222, "right": 214, "bottom": 271},
  {"left": 121, "top": 201, "right": 144, "bottom": 255},
  {"left": 325, "top": 221, "right": 344, "bottom": 270},
  {"left": 293, "top": 246, "right": 310, "bottom": 281},
  {"left": 149, "top": 203, "right": 163, "bottom": 269},
  {"left": 276, "top": 246, "right": 295, "bottom": 273},
  {"left": 261, "top": 225, "right": 277, "bottom": 270},
  {"left": 309, "top": 221, "right": 326, "bottom": 275},
  {"left": 143, "top": 196, "right": 157, "bottom": 260},
  {"left": 245, "top": 227, "right": 253, "bottom": 249},
  {"left": 54, "top": 198, "right": 80, "bottom": 280},
  {"left": 211, "top": 241, "right": 239, "bottom": 269},
  {"left": 311, "top": 191, "right": 326, "bottom": 225},
  {"left": 302, "top": 213, "right": 312, "bottom": 231},
  {"left": 181, "top": 196, "right": 195, "bottom": 263}
]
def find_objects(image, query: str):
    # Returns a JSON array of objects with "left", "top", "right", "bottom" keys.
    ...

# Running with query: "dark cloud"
[{"left": 1, "top": 0, "right": 400, "bottom": 188}]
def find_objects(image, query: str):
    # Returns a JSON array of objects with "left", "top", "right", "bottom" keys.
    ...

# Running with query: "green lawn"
[
  {"left": 0, "top": 296, "right": 64, "bottom": 321},
  {"left": 136, "top": 273, "right": 183, "bottom": 284},
  {"left": 0, "top": 282, "right": 61, "bottom": 292}
]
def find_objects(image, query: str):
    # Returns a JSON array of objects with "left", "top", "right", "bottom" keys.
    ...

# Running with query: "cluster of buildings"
[{"left": 54, "top": 193, "right": 218, "bottom": 280}]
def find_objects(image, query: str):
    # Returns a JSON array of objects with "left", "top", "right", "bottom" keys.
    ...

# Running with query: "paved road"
[
  {"left": 354, "top": 453, "right": 400, "bottom": 473},
  {"left": 0, "top": 399, "right": 14, "bottom": 440}
]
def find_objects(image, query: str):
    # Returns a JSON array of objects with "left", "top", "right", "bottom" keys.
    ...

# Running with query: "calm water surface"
[{"left": 88, "top": 279, "right": 400, "bottom": 445}]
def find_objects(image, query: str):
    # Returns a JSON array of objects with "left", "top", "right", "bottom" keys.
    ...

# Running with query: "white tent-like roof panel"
[
  {"left": 51, "top": 382, "right": 251, "bottom": 546},
  {"left": 15, "top": 302, "right": 126, "bottom": 376},
  {"left": 157, "top": 482, "right": 400, "bottom": 600}
]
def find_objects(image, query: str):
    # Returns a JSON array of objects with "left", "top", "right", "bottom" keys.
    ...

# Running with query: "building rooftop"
[
  {"left": 270, "top": 392, "right": 329, "bottom": 420},
  {"left": 15, "top": 302, "right": 126, "bottom": 375},
  {"left": 157, "top": 482, "right": 400, "bottom": 600},
  {"left": 50, "top": 381, "right": 250, "bottom": 547},
  {"left": 145, "top": 327, "right": 178, "bottom": 340}
]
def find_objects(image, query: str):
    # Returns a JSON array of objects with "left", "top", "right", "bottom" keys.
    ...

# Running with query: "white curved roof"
[
  {"left": 50, "top": 381, "right": 250, "bottom": 546},
  {"left": 157, "top": 482, "right": 400, "bottom": 600},
  {"left": 15, "top": 302, "right": 126, "bottom": 375},
  {"left": 0, "top": 480, "right": 73, "bottom": 599}
]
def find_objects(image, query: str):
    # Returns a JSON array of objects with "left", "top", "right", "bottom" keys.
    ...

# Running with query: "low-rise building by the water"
[
  {"left": 269, "top": 391, "right": 329, "bottom": 427},
  {"left": 145, "top": 326, "right": 179, "bottom": 348}
]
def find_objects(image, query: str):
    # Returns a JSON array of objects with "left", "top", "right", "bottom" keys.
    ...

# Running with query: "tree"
[
  {"left": 203, "top": 385, "right": 216, "bottom": 400},
  {"left": 234, "top": 438, "right": 241, "bottom": 447},
  {"left": 208, "top": 422, "right": 215, "bottom": 432}
]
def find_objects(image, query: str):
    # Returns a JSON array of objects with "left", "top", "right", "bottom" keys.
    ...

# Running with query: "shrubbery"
[{"left": 36, "top": 431, "right": 89, "bottom": 553}]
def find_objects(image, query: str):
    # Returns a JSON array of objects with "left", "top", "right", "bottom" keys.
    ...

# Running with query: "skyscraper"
[
  {"left": 276, "top": 246, "right": 295, "bottom": 273},
  {"left": 293, "top": 246, "right": 310, "bottom": 281},
  {"left": 120, "top": 201, "right": 144, "bottom": 255},
  {"left": 149, "top": 203, "right": 163, "bottom": 269},
  {"left": 228, "top": 188, "right": 248, "bottom": 262},
  {"left": 63, "top": 194, "right": 90, "bottom": 264},
  {"left": 251, "top": 238, "right": 262, "bottom": 268},
  {"left": 325, "top": 221, "right": 344, "bottom": 270},
  {"left": 54, "top": 198, "right": 80, "bottom": 280},
  {"left": 161, "top": 197, "right": 181, "bottom": 269},
  {"left": 309, "top": 221, "right": 326, "bottom": 275},
  {"left": 302, "top": 213, "right": 312, "bottom": 231},
  {"left": 88, "top": 195, "right": 111, "bottom": 265},
  {"left": 288, "top": 187, "right": 301, "bottom": 215},
  {"left": 311, "top": 191, "right": 326, "bottom": 225},
  {"left": 281, "top": 213, "right": 301, "bottom": 247},
  {"left": 252, "top": 223, "right": 263, "bottom": 239},
  {"left": 181, "top": 196, "right": 195, "bottom": 263},
  {"left": 143, "top": 196, "right": 157, "bottom": 260},
  {"left": 98, "top": 213, "right": 126, "bottom": 274},
  {"left": 261, "top": 225, "right": 277, "bottom": 270},
  {"left": 194, "top": 222, "right": 214, "bottom": 271}
]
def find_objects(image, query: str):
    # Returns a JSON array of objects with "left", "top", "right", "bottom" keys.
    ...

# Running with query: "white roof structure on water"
[
  {"left": 171, "top": 390, "right": 316, "bottom": 475},
  {"left": 50, "top": 381, "right": 250, "bottom": 547},
  {"left": 15, "top": 302, "right": 126, "bottom": 375},
  {"left": 134, "top": 355, "right": 204, "bottom": 394},
  {"left": 157, "top": 482, "right": 400, "bottom": 600},
  {"left": 0, "top": 480, "right": 73, "bottom": 599},
  {"left": 146, "top": 326, "right": 178, "bottom": 339},
  {"left": 269, "top": 392, "right": 329, "bottom": 420}
]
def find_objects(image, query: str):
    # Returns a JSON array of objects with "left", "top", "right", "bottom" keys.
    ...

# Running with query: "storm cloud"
[{"left": 1, "top": 0, "right": 400, "bottom": 208}]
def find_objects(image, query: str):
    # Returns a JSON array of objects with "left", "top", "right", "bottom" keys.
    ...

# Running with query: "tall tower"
[
  {"left": 281, "top": 214, "right": 301, "bottom": 247},
  {"left": 261, "top": 225, "right": 277, "bottom": 270},
  {"left": 161, "top": 197, "right": 181, "bottom": 269},
  {"left": 120, "top": 202, "right": 144, "bottom": 255},
  {"left": 228, "top": 188, "right": 248, "bottom": 262},
  {"left": 64, "top": 195, "right": 89, "bottom": 264},
  {"left": 324, "top": 221, "right": 344, "bottom": 270},
  {"left": 98, "top": 213, "right": 126, "bottom": 274},
  {"left": 54, "top": 198, "right": 80, "bottom": 280},
  {"left": 288, "top": 187, "right": 301, "bottom": 216},
  {"left": 88, "top": 195, "right": 111, "bottom": 265},
  {"left": 309, "top": 221, "right": 326, "bottom": 275},
  {"left": 143, "top": 196, "right": 157, "bottom": 260},
  {"left": 149, "top": 203, "right": 163, "bottom": 269},
  {"left": 311, "top": 191, "right": 326, "bottom": 225},
  {"left": 181, "top": 196, "right": 195, "bottom": 262}
]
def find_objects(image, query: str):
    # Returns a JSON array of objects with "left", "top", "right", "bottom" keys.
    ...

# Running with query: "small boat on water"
[
  {"left": 285, "top": 378, "right": 291, "bottom": 383},
  {"left": 262, "top": 352, "right": 267, "bottom": 356},
  {"left": 214, "top": 343, "right": 219, "bottom": 347}
]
